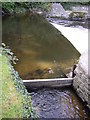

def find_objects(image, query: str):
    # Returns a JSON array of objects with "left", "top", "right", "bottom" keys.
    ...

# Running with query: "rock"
[
  {"left": 73, "top": 50, "right": 90, "bottom": 109},
  {"left": 69, "top": 11, "right": 88, "bottom": 20},
  {"left": 47, "top": 68, "right": 54, "bottom": 74},
  {"left": 69, "top": 5, "right": 89, "bottom": 20},
  {"left": 49, "top": 3, "right": 69, "bottom": 18},
  {"left": 79, "top": 50, "right": 88, "bottom": 75}
]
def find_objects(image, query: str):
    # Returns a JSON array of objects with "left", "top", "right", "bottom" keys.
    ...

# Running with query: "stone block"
[{"left": 73, "top": 50, "right": 90, "bottom": 110}]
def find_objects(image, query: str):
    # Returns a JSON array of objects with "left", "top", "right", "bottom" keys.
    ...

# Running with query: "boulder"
[{"left": 49, "top": 3, "right": 69, "bottom": 18}]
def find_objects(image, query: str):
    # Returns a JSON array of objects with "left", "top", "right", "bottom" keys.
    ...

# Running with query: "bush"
[{"left": 2, "top": 2, "right": 51, "bottom": 14}]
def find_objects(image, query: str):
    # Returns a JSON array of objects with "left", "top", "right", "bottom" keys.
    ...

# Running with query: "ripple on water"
[{"left": 29, "top": 88, "right": 90, "bottom": 119}]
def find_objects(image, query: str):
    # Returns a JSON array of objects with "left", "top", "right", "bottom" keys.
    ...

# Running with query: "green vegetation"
[
  {"left": 0, "top": 45, "right": 37, "bottom": 118},
  {"left": 61, "top": 2, "right": 90, "bottom": 10},
  {"left": 2, "top": 2, "right": 51, "bottom": 14},
  {"left": 2, "top": 2, "right": 90, "bottom": 15}
]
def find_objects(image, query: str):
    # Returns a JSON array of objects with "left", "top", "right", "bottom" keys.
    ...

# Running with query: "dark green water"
[{"left": 2, "top": 14, "right": 80, "bottom": 79}]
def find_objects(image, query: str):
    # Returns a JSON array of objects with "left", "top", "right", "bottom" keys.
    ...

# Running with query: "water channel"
[
  {"left": 2, "top": 14, "right": 90, "bottom": 119},
  {"left": 29, "top": 87, "right": 90, "bottom": 119},
  {"left": 2, "top": 14, "right": 80, "bottom": 79}
]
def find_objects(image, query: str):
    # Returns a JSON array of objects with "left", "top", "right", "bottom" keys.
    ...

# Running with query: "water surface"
[
  {"left": 29, "top": 87, "right": 90, "bottom": 119},
  {"left": 2, "top": 14, "right": 90, "bottom": 119},
  {"left": 2, "top": 14, "right": 80, "bottom": 79}
]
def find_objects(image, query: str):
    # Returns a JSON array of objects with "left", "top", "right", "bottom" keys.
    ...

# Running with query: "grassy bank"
[{"left": 0, "top": 46, "right": 37, "bottom": 119}]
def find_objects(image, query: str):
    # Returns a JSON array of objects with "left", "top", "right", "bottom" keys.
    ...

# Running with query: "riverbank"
[
  {"left": 50, "top": 22, "right": 88, "bottom": 54},
  {"left": 0, "top": 47, "right": 37, "bottom": 118}
]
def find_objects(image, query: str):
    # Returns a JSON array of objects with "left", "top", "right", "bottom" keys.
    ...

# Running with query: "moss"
[{"left": 0, "top": 47, "right": 37, "bottom": 119}]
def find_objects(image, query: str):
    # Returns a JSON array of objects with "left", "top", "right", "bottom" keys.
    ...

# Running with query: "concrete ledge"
[{"left": 23, "top": 78, "right": 73, "bottom": 88}]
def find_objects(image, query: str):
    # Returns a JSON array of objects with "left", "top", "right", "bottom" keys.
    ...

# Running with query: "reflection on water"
[
  {"left": 29, "top": 88, "right": 90, "bottom": 119},
  {"left": 2, "top": 14, "right": 80, "bottom": 79}
]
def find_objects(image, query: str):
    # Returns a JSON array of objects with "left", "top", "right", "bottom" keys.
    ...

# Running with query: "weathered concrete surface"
[
  {"left": 73, "top": 50, "right": 90, "bottom": 109},
  {"left": 23, "top": 78, "right": 73, "bottom": 88}
]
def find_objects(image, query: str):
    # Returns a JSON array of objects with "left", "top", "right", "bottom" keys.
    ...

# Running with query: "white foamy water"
[{"left": 51, "top": 23, "right": 88, "bottom": 54}]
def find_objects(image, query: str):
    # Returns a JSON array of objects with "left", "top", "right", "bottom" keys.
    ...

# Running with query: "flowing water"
[
  {"left": 2, "top": 14, "right": 90, "bottom": 119},
  {"left": 29, "top": 87, "right": 90, "bottom": 119},
  {"left": 2, "top": 14, "right": 80, "bottom": 79},
  {"left": 47, "top": 18, "right": 89, "bottom": 29}
]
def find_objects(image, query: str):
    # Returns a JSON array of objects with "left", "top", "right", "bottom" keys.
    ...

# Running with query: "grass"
[
  {"left": 0, "top": 48, "right": 37, "bottom": 119},
  {"left": 2, "top": 53, "right": 24, "bottom": 118}
]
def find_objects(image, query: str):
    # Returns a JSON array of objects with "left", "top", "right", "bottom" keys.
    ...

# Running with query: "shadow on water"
[{"left": 3, "top": 14, "right": 80, "bottom": 79}]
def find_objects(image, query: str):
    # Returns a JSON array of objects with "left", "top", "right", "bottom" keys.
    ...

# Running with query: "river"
[
  {"left": 2, "top": 14, "right": 80, "bottom": 79},
  {"left": 29, "top": 87, "right": 90, "bottom": 119},
  {"left": 2, "top": 14, "right": 90, "bottom": 119}
]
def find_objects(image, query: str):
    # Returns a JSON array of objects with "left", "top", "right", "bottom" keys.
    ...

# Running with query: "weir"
[
  {"left": 2, "top": 7, "right": 90, "bottom": 118},
  {"left": 23, "top": 78, "right": 73, "bottom": 88},
  {"left": 51, "top": 22, "right": 88, "bottom": 54}
]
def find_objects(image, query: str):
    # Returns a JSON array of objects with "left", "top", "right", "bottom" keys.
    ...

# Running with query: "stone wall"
[{"left": 73, "top": 50, "right": 90, "bottom": 109}]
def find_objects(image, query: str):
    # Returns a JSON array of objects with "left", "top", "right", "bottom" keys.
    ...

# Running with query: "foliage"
[
  {"left": 61, "top": 2, "right": 90, "bottom": 10},
  {"left": 1, "top": 43, "right": 37, "bottom": 118},
  {"left": 2, "top": 2, "right": 16, "bottom": 13},
  {"left": 2, "top": 2, "right": 51, "bottom": 14},
  {"left": 2, "top": 2, "right": 90, "bottom": 13}
]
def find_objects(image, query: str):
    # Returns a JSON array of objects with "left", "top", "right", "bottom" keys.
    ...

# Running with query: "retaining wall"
[{"left": 73, "top": 50, "right": 90, "bottom": 109}]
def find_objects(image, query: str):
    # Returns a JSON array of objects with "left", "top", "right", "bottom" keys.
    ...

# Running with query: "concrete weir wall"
[
  {"left": 73, "top": 50, "right": 90, "bottom": 109},
  {"left": 23, "top": 78, "right": 73, "bottom": 88}
]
